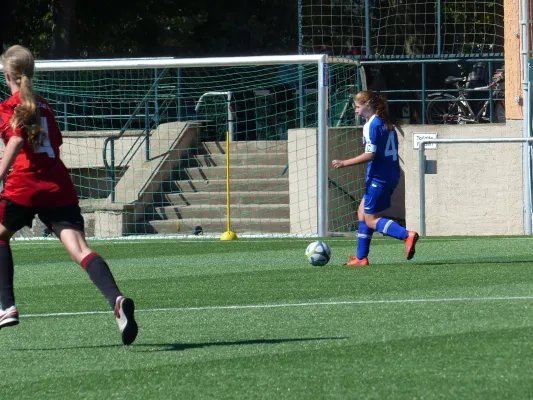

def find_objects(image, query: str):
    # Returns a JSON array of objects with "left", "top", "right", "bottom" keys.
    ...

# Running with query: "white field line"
[{"left": 22, "top": 295, "right": 533, "bottom": 319}]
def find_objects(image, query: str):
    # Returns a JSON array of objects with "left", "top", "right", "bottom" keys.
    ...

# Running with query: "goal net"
[
  {"left": 300, "top": 0, "right": 505, "bottom": 58},
  {"left": 1, "top": 56, "right": 365, "bottom": 238}
]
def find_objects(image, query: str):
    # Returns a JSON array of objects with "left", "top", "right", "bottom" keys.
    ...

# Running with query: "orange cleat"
[
  {"left": 404, "top": 231, "right": 419, "bottom": 260},
  {"left": 345, "top": 256, "right": 369, "bottom": 267}
]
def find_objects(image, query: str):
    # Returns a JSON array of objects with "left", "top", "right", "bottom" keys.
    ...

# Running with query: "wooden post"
[{"left": 504, "top": 0, "right": 523, "bottom": 120}]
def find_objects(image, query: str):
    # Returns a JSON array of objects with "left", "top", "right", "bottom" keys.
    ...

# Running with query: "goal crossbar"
[{"left": 0, "top": 55, "right": 359, "bottom": 72}]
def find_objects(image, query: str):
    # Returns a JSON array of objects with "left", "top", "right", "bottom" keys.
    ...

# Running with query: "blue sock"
[
  {"left": 356, "top": 221, "right": 374, "bottom": 259},
  {"left": 376, "top": 218, "right": 409, "bottom": 240}
]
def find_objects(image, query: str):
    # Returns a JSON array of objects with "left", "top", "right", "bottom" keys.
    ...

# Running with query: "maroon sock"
[{"left": 81, "top": 252, "right": 122, "bottom": 309}]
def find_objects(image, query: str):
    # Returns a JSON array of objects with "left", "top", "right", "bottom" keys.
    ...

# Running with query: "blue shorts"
[{"left": 363, "top": 181, "right": 395, "bottom": 214}]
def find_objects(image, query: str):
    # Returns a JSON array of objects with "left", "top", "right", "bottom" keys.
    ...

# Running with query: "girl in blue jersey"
[{"left": 332, "top": 91, "right": 418, "bottom": 266}]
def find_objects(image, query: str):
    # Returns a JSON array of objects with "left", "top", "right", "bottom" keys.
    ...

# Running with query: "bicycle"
[{"left": 426, "top": 70, "right": 505, "bottom": 124}]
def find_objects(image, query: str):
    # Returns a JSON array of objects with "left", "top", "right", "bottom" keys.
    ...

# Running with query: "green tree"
[
  {"left": 1, "top": 0, "right": 298, "bottom": 59},
  {"left": 49, "top": 0, "right": 77, "bottom": 58}
]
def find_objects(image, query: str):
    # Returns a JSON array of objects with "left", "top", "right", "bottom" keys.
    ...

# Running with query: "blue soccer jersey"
[{"left": 363, "top": 115, "right": 400, "bottom": 187}]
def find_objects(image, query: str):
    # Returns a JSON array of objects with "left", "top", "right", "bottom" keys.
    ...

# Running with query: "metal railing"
[
  {"left": 102, "top": 68, "right": 168, "bottom": 202},
  {"left": 194, "top": 91, "right": 236, "bottom": 141}
]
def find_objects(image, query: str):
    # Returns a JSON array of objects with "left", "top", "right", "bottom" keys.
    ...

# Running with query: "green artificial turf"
[{"left": 1, "top": 236, "right": 533, "bottom": 399}]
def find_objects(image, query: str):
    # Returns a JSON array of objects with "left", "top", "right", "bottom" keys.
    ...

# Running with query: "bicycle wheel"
[{"left": 426, "top": 96, "right": 469, "bottom": 124}]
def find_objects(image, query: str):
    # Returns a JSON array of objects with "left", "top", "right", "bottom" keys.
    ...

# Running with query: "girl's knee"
[{"left": 364, "top": 215, "right": 379, "bottom": 230}]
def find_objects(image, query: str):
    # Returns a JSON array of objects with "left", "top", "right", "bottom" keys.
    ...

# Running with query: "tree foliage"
[
  {"left": 302, "top": 0, "right": 504, "bottom": 57},
  {"left": 1, "top": 0, "right": 298, "bottom": 59}
]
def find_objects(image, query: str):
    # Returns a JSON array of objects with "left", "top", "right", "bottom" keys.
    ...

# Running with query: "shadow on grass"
[
  {"left": 12, "top": 344, "right": 123, "bottom": 351},
  {"left": 410, "top": 257, "right": 533, "bottom": 266},
  {"left": 134, "top": 336, "right": 349, "bottom": 352},
  {"left": 12, "top": 337, "right": 348, "bottom": 352},
  {"left": 335, "top": 257, "right": 533, "bottom": 268}
]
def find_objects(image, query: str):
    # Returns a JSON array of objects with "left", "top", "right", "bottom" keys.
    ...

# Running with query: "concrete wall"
[
  {"left": 290, "top": 120, "right": 526, "bottom": 236},
  {"left": 15, "top": 120, "right": 527, "bottom": 237},
  {"left": 287, "top": 129, "right": 319, "bottom": 234},
  {"left": 288, "top": 127, "right": 405, "bottom": 234},
  {"left": 61, "top": 123, "right": 201, "bottom": 236},
  {"left": 402, "top": 120, "right": 526, "bottom": 235},
  {"left": 61, "top": 136, "right": 141, "bottom": 168},
  {"left": 328, "top": 126, "right": 406, "bottom": 228}
]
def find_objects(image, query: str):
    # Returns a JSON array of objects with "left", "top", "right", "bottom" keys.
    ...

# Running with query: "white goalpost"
[{"left": 1, "top": 55, "right": 362, "bottom": 238}]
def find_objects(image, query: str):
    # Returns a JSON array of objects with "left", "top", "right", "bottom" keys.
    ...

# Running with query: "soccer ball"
[{"left": 305, "top": 240, "right": 331, "bottom": 266}]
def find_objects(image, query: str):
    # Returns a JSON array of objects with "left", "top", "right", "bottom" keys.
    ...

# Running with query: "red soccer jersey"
[{"left": 0, "top": 92, "right": 79, "bottom": 208}]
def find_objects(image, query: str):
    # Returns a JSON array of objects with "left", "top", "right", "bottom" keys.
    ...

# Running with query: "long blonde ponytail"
[{"left": 2, "top": 45, "right": 44, "bottom": 148}]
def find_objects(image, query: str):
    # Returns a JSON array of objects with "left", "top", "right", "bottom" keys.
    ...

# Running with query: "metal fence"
[{"left": 299, "top": 0, "right": 504, "bottom": 59}]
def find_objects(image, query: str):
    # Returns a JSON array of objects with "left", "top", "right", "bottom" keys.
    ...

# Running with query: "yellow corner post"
[{"left": 221, "top": 131, "right": 237, "bottom": 241}]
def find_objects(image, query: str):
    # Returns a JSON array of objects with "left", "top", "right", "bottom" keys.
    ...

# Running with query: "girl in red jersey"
[{"left": 0, "top": 45, "right": 137, "bottom": 345}]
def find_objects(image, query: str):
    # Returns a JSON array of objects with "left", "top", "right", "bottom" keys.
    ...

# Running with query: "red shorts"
[{"left": 0, "top": 198, "right": 84, "bottom": 233}]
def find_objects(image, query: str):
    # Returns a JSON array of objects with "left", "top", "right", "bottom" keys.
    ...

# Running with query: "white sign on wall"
[{"left": 413, "top": 133, "right": 438, "bottom": 149}]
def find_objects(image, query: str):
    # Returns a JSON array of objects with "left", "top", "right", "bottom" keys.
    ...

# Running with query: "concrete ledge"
[
  {"left": 79, "top": 200, "right": 135, "bottom": 237},
  {"left": 79, "top": 199, "right": 134, "bottom": 213}
]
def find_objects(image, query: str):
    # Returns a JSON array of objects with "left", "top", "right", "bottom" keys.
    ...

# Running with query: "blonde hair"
[
  {"left": 1, "top": 45, "right": 44, "bottom": 148},
  {"left": 354, "top": 90, "right": 399, "bottom": 130}
]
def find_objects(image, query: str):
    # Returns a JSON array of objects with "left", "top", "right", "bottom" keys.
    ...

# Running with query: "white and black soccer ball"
[{"left": 305, "top": 240, "right": 331, "bottom": 266}]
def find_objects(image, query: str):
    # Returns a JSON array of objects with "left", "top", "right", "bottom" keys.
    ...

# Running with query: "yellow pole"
[
  {"left": 226, "top": 136, "right": 231, "bottom": 231},
  {"left": 220, "top": 131, "right": 237, "bottom": 240}
]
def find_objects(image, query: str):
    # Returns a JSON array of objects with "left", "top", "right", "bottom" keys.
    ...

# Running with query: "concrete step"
[
  {"left": 155, "top": 204, "right": 290, "bottom": 219},
  {"left": 166, "top": 191, "right": 290, "bottom": 206},
  {"left": 185, "top": 165, "right": 287, "bottom": 180},
  {"left": 195, "top": 153, "right": 287, "bottom": 167},
  {"left": 202, "top": 140, "right": 287, "bottom": 154},
  {"left": 148, "top": 218, "right": 291, "bottom": 234},
  {"left": 174, "top": 179, "right": 289, "bottom": 193}
]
